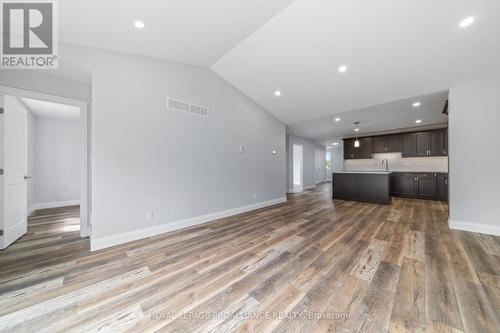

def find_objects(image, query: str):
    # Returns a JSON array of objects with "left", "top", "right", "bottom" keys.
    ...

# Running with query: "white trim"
[
  {"left": 0, "top": 85, "right": 90, "bottom": 238},
  {"left": 449, "top": 219, "right": 500, "bottom": 236},
  {"left": 90, "top": 197, "right": 287, "bottom": 251},
  {"left": 30, "top": 200, "right": 80, "bottom": 211},
  {"left": 27, "top": 206, "right": 35, "bottom": 217},
  {"left": 287, "top": 184, "right": 316, "bottom": 194}
]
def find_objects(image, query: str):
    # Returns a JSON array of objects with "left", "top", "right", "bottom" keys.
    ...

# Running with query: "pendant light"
[{"left": 354, "top": 122, "right": 360, "bottom": 148}]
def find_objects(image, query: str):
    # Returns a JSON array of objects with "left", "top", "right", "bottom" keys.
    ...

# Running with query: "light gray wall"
[
  {"left": 34, "top": 117, "right": 81, "bottom": 206},
  {"left": 449, "top": 79, "right": 500, "bottom": 234},
  {"left": 91, "top": 51, "right": 286, "bottom": 240},
  {"left": 286, "top": 135, "right": 317, "bottom": 191},
  {"left": 1, "top": 43, "right": 286, "bottom": 245}
]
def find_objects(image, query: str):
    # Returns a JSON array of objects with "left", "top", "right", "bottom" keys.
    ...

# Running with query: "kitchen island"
[{"left": 332, "top": 171, "right": 392, "bottom": 204}]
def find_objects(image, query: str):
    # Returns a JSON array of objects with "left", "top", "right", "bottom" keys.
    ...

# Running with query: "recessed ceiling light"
[
  {"left": 333, "top": 142, "right": 339, "bottom": 146},
  {"left": 334, "top": 117, "right": 341, "bottom": 122},
  {"left": 134, "top": 20, "right": 145, "bottom": 29},
  {"left": 274, "top": 90, "right": 281, "bottom": 97},
  {"left": 412, "top": 102, "right": 421, "bottom": 108},
  {"left": 459, "top": 16, "right": 474, "bottom": 28},
  {"left": 338, "top": 65, "right": 347, "bottom": 73},
  {"left": 415, "top": 119, "right": 422, "bottom": 124}
]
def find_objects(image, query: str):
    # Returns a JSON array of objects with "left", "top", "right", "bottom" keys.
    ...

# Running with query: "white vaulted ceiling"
[
  {"left": 59, "top": 0, "right": 295, "bottom": 66},
  {"left": 212, "top": 0, "right": 500, "bottom": 124},
  {"left": 56, "top": 0, "right": 500, "bottom": 138}
]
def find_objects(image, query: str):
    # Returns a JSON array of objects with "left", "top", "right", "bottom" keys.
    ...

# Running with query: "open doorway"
[
  {"left": 315, "top": 147, "right": 326, "bottom": 184},
  {"left": 0, "top": 87, "right": 89, "bottom": 249},
  {"left": 293, "top": 144, "right": 303, "bottom": 193}
]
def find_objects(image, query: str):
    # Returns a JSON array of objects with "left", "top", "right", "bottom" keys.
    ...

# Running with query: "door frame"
[
  {"left": 0, "top": 85, "right": 91, "bottom": 238},
  {"left": 292, "top": 144, "right": 304, "bottom": 193},
  {"left": 314, "top": 147, "right": 325, "bottom": 184}
]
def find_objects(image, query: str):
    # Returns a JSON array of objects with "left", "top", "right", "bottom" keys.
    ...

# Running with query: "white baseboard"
[
  {"left": 449, "top": 219, "right": 500, "bottom": 236},
  {"left": 287, "top": 184, "right": 316, "bottom": 194},
  {"left": 30, "top": 200, "right": 80, "bottom": 211},
  {"left": 90, "top": 197, "right": 288, "bottom": 251},
  {"left": 27, "top": 206, "right": 35, "bottom": 217}
]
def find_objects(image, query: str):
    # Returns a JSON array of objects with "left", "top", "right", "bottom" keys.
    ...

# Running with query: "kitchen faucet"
[{"left": 382, "top": 159, "right": 389, "bottom": 172}]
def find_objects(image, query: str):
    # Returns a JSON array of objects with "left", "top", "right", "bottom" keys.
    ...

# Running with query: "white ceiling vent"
[{"left": 167, "top": 98, "right": 208, "bottom": 118}]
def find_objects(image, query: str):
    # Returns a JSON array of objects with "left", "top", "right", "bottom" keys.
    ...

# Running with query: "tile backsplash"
[{"left": 344, "top": 153, "right": 448, "bottom": 172}]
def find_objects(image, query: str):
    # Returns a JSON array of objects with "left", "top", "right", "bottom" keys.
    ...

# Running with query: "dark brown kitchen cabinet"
[
  {"left": 444, "top": 128, "right": 448, "bottom": 155},
  {"left": 403, "top": 131, "right": 440, "bottom": 157},
  {"left": 430, "top": 129, "right": 448, "bottom": 156},
  {"left": 400, "top": 175, "right": 417, "bottom": 195},
  {"left": 372, "top": 135, "right": 401, "bottom": 153},
  {"left": 386, "top": 135, "right": 402, "bottom": 152},
  {"left": 390, "top": 175, "right": 401, "bottom": 195},
  {"left": 346, "top": 127, "right": 447, "bottom": 159},
  {"left": 402, "top": 133, "right": 417, "bottom": 157},
  {"left": 416, "top": 132, "right": 431, "bottom": 156},
  {"left": 436, "top": 173, "right": 448, "bottom": 201},
  {"left": 372, "top": 136, "right": 386, "bottom": 153},
  {"left": 343, "top": 138, "right": 372, "bottom": 159},
  {"left": 391, "top": 172, "right": 445, "bottom": 201},
  {"left": 344, "top": 139, "right": 352, "bottom": 159},
  {"left": 416, "top": 174, "right": 436, "bottom": 198}
]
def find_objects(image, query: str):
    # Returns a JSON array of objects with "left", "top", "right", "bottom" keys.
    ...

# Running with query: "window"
[{"left": 325, "top": 151, "right": 332, "bottom": 170}]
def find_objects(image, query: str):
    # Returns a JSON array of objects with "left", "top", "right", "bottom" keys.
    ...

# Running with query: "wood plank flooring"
[{"left": 1, "top": 184, "right": 499, "bottom": 332}]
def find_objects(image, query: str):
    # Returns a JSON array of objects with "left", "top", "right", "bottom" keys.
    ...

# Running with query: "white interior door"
[
  {"left": 1, "top": 95, "right": 28, "bottom": 249},
  {"left": 293, "top": 144, "right": 303, "bottom": 193},
  {"left": 315, "top": 149, "right": 319, "bottom": 184}
]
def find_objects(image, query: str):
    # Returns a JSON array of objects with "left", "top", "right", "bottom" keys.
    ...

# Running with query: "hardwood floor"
[{"left": 1, "top": 184, "right": 499, "bottom": 332}]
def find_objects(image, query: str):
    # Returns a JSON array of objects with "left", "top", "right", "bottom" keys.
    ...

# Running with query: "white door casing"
[
  {"left": 293, "top": 144, "right": 303, "bottom": 193},
  {"left": 1, "top": 95, "right": 28, "bottom": 249},
  {"left": 0, "top": 85, "right": 90, "bottom": 242},
  {"left": 315, "top": 148, "right": 326, "bottom": 184}
]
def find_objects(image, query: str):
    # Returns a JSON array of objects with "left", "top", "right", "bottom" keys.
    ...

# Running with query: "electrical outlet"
[
  {"left": 253, "top": 193, "right": 257, "bottom": 200},
  {"left": 145, "top": 210, "right": 154, "bottom": 220}
]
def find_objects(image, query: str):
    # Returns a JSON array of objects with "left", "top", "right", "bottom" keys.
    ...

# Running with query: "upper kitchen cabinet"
[
  {"left": 416, "top": 131, "right": 431, "bottom": 156},
  {"left": 372, "top": 136, "right": 386, "bottom": 153},
  {"left": 430, "top": 128, "right": 448, "bottom": 156},
  {"left": 402, "top": 128, "right": 447, "bottom": 157},
  {"left": 346, "top": 128, "right": 447, "bottom": 160},
  {"left": 372, "top": 134, "right": 401, "bottom": 153},
  {"left": 387, "top": 135, "right": 402, "bottom": 152},
  {"left": 344, "top": 138, "right": 372, "bottom": 159},
  {"left": 402, "top": 133, "right": 417, "bottom": 157}
]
